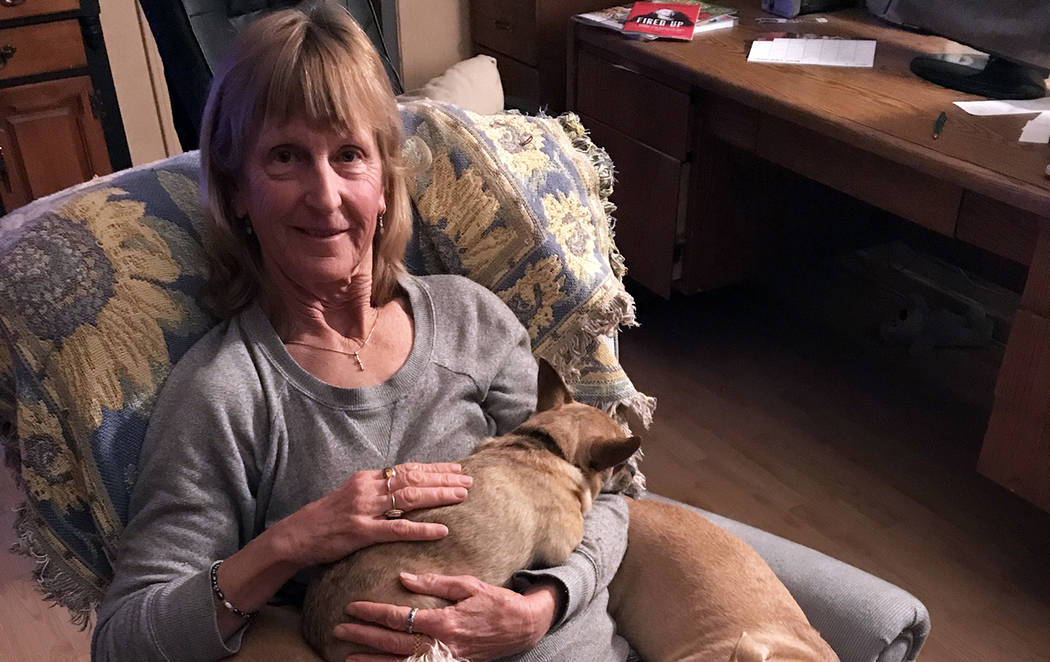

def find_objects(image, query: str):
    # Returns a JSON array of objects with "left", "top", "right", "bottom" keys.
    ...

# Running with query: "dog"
[
  {"left": 608, "top": 498, "right": 840, "bottom": 662},
  {"left": 299, "top": 359, "right": 641, "bottom": 662}
]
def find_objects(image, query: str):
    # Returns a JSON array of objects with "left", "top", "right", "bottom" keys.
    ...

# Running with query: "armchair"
[
  {"left": 136, "top": 0, "right": 400, "bottom": 151},
  {"left": 0, "top": 101, "right": 928, "bottom": 662}
]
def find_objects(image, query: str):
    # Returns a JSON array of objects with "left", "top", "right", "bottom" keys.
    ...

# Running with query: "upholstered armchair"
[{"left": 0, "top": 101, "right": 929, "bottom": 662}]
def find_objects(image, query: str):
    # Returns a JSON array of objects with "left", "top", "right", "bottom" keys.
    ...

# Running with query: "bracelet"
[{"left": 209, "top": 559, "right": 256, "bottom": 619}]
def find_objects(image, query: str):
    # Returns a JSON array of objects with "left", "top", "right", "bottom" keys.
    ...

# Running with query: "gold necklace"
[{"left": 285, "top": 307, "right": 383, "bottom": 371}]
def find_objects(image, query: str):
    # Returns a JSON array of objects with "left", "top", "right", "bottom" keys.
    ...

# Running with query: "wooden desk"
[{"left": 567, "top": 7, "right": 1050, "bottom": 511}]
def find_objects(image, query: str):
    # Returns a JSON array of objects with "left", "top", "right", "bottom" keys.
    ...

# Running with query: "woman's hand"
[
  {"left": 271, "top": 462, "right": 472, "bottom": 568},
  {"left": 335, "top": 572, "right": 560, "bottom": 662}
]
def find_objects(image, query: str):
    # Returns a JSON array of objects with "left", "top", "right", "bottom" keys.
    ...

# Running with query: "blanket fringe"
[
  {"left": 603, "top": 391, "right": 657, "bottom": 498},
  {"left": 542, "top": 287, "right": 638, "bottom": 384},
  {"left": 554, "top": 113, "right": 628, "bottom": 281},
  {"left": 11, "top": 503, "right": 97, "bottom": 629}
]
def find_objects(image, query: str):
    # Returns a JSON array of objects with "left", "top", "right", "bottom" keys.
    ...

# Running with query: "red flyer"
[{"left": 623, "top": 2, "right": 703, "bottom": 40}]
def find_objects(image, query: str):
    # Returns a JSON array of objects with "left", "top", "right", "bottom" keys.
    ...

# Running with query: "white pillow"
[{"left": 400, "top": 54, "right": 504, "bottom": 114}]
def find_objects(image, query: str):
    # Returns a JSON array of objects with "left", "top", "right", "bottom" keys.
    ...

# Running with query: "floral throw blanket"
[{"left": 0, "top": 102, "right": 653, "bottom": 623}]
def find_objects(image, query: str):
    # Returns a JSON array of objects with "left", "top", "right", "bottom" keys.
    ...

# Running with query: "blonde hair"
[{"left": 199, "top": 2, "right": 410, "bottom": 317}]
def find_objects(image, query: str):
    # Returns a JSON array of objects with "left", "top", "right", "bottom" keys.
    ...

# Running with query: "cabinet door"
[
  {"left": 583, "top": 115, "right": 683, "bottom": 298},
  {"left": 0, "top": 76, "right": 112, "bottom": 211}
]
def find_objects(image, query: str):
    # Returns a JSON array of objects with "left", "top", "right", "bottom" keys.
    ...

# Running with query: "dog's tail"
[{"left": 729, "top": 632, "right": 771, "bottom": 662}]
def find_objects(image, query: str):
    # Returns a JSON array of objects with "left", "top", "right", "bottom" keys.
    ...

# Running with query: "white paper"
[
  {"left": 748, "top": 38, "right": 876, "bottom": 68},
  {"left": 747, "top": 40, "right": 773, "bottom": 62},
  {"left": 1019, "top": 112, "right": 1050, "bottom": 143},
  {"left": 954, "top": 97, "right": 1050, "bottom": 116}
]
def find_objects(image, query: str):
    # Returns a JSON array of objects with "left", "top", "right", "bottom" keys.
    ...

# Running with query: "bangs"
[{"left": 261, "top": 22, "right": 383, "bottom": 137}]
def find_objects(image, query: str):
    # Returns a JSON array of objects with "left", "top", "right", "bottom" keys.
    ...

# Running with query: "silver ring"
[
  {"left": 383, "top": 467, "right": 396, "bottom": 479},
  {"left": 391, "top": 492, "right": 397, "bottom": 510},
  {"left": 406, "top": 607, "right": 418, "bottom": 634},
  {"left": 386, "top": 476, "right": 393, "bottom": 494}
]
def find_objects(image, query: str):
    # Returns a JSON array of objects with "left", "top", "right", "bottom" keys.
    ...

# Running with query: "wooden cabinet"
[
  {"left": 0, "top": 0, "right": 128, "bottom": 213},
  {"left": 470, "top": 0, "right": 611, "bottom": 112},
  {"left": 569, "top": 10, "right": 1050, "bottom": 511},
  {"left": 572, "top": 48, "right": 692, "bottom": 297}
]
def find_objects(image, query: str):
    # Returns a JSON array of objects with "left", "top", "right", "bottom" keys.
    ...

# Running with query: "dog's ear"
[
  {"left": 588, "top": 435, "right": 642, "bottom": 472},
  {"left": 536, "top": 358, "right": 573, "bottom": 412}
]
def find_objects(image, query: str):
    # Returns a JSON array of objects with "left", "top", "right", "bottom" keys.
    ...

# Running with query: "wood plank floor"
[
  {"left": 618, "top": 263, "right": 1050, "bottom": 662},
  {"left": 2, "top": 261, "right": 1048, "bottom": 661}
]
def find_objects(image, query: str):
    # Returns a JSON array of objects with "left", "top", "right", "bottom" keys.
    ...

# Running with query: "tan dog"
[
  {"left": 608, "top": 499, "right": 839, "bottom": 662},
  {"left": 299, "top": 360, "right": 641, "bottom": 662}
]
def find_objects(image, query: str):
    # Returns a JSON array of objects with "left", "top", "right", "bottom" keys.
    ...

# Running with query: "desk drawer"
[
  {"left": 476, "top": 46, "right": 540, "bottom": 108},
  {"left": 583, "top": 114, "right": 682, "bottom": 297},
  {"left": 0, "top": 0, "right": 78, "bottom": 21},
  {"left": 757, "top": 117, "right": 961, "bottom": 237},
  {"left": 0, "top": 20, "right": 85, "bottom": 81},
  {"left": 471, "top": 0, "right": 537, "bottom": 66},
  {"left": 575, "top": 49, "right": 690, "bottom": 160}
]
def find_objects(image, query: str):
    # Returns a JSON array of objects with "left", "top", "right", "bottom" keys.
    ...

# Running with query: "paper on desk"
[
  {"left": 953, "top": 97, "right": 1050, "bottom": 116},
  {"left": 1019, "top": 112, "right": 1050, "bottom": 143},
  {"left": 748, "top": 38, "right": 876, "bottom": 67}
]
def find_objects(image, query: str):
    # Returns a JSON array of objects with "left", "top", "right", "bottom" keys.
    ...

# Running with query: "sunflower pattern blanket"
[{"left": 0, "top": 102, "right": 653, "bottom": 624}]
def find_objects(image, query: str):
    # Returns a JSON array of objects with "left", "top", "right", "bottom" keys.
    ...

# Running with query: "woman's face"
[{"left": 234, "top": 116, "right": 385, "bottom": 300}]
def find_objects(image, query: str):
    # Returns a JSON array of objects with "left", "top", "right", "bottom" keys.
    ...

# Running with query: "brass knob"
[
  {"left": 0, "top": 45, "right": 15, "bottom": 68},
  {"left": 0, "top": 145, "right": 11, "bottom": 194}
]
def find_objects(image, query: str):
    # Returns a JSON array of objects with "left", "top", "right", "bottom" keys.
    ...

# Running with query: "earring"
[{"left": 377, "top": 212, "right": 385, "bottom": 232}]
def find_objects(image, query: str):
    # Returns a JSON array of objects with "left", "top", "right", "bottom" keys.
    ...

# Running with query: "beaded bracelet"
[{"left": 209, "top": 559, "right": 256, "bottom": 619}]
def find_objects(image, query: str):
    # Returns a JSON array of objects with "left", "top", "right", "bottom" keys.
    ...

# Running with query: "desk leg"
[{"left": 979, "top": 223, "right": 1050, "bottom": 512}]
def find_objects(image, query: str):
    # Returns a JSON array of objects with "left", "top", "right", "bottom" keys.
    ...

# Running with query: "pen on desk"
[{"left": 932, "top": 111, "right": 947, "bottom": 139}]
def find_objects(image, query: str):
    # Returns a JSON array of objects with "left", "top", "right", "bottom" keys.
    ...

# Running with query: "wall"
[
  {"left": 396, "top": 0, "right": 471, "bottom": 90},
  {"left": 98, "top": 0, "right": 181, "bottom": 163}
]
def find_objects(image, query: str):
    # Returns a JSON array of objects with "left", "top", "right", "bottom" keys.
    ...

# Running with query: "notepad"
[{"left": 748, "top": 38, "right": 876, "bottom": 67}]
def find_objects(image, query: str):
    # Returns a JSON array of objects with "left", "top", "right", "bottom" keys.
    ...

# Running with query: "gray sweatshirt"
[{"left": 91, "top": 274, "right": 630, "bottom": 662}]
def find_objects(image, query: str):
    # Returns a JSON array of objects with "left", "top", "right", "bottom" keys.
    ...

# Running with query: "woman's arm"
[
  {"left": 513, "top": 492, "right": 629, "bottom": 628},
  {"left": 91, "top": 337, "right": 471, "bottom": 662},
  {"left": 91, "top": 357, "right": 275, "bottom": 662}
]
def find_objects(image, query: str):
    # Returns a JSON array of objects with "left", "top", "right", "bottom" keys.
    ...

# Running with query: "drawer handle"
[
  {"left": 0, "top": 146, "right": 11, "bottom": 194},
  {"left": 0, "top": 45, "right": 15, "bottom": 68},
  {"left": 610, "top": 62, "right": 643, "bottom": 76},
  {"left": 493, "top": 19, "right": 512, "bottom": 31},
  {"left": 0, "top": 0, "right": 26, "bottom": 6}
]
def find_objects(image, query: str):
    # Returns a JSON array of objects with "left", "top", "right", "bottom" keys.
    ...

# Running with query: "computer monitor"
[{"left": 866, "top": 0, "right": 1050, "bottom": 99}]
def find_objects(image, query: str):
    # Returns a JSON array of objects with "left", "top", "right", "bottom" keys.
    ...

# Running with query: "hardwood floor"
[
  {"left": 2, "top": 260, "right": 1048, "bottom": 661},
  {"left": 0, "top": 474, "right": 91, "bottom": 661},
  {"left": 619, "top": 262, "right": 1050, "bottom": 662}
]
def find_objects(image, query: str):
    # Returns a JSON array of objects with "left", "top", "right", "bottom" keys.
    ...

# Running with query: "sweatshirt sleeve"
[
  {"left": 482, "top": 312, "right": 538, "bottom": 436},
  {"left": 91, "top": 332, "right": 268, "bottom": 662},
  {"left": 513, "top": 492, "right": 629, "bottom": 629}
]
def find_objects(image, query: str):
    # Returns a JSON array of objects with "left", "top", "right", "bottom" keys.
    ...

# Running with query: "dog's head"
[{"left": 509, "top": 359, "right": 641, "bottom": 497}]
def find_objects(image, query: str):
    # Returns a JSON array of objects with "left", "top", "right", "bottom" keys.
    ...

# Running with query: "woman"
[{"left": 91, "top": 4, "right": 631, "bottom": 662}]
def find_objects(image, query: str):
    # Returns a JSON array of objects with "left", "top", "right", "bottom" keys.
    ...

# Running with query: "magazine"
[
  {"left": 624, "top": 2, "right": 703, "bottom": 40},
  {"left": 576, "top": 2, "right": 737, "bottom": 40}
]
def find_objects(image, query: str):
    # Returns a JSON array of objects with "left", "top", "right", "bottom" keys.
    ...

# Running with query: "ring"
[
  {"left": 383, "top": 467, "right": 396, "bottom": 479},
  {"left": 406, "top": 607, "right": 418, "bottom": 634},
  {"left": 386, "top": 476, "right": 393, "bottom": 494},
  {"left": 384, "top": 493, "right": 404, "bottom": 519}
]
